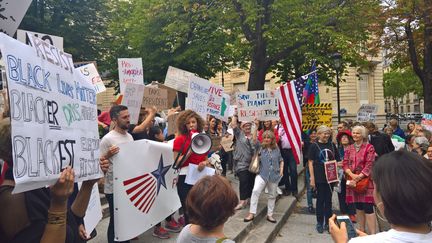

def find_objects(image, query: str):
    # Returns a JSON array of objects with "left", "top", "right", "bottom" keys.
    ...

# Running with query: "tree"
[{"left": 382, "top": 0, "right": 432, "bottom": 113}]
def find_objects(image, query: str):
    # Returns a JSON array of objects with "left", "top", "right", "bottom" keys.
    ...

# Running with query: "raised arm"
[{"left": 132, "top": 106, "right": 157, "bottom": 134}]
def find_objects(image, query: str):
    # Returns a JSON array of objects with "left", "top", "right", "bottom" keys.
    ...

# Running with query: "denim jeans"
[{"left": 305, "top": 165, "right": 313, "bottom": 207}]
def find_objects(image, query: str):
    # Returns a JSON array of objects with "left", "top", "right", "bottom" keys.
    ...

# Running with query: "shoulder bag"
[{"left": 249, "top": 148, "right": 261, "bottom": 174}]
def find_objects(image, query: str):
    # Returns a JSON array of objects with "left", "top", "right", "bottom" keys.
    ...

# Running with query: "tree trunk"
[
  {"left": 423, "top": 74, "right": 432, "bottom": 113},
  {"left": 248, "top": 45, "right": 268, "bottom": 91}
]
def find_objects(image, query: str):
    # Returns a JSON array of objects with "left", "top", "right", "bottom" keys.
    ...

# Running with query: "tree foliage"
[{"left": 383, "top": 68, "right": 423, "bottom": 99}]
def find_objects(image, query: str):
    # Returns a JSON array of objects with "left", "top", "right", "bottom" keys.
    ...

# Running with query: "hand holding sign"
[{"left": 50, "top": 166, "right": 75, "bottom": 207}]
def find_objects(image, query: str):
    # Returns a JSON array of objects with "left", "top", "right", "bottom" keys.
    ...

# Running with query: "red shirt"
[
  {"left": 98, "top": 111, "right": 111, "bottom": 126},
  {"left": 173, "top": 134, "right": 207, "bottom": 168},
  {"left": 0, "top": 162, "right": 8, "bottom": 185},
  {"left": 258, "top": 128, "right": 279, "bottom": 143}
]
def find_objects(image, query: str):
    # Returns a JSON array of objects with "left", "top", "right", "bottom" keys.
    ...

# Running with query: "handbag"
[
  {"left": 249, "top": 149, "right": 261, "bottom": 174},
  {"left": 346, "top": 144, "right": 372, "bottom": 194}
]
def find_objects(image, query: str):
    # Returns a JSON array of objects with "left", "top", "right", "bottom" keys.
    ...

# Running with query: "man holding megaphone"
[{"left": 172, "top": 110, "right": 211, "bottom": 226}]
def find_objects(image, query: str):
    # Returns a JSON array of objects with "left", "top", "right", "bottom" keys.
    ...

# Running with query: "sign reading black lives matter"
[{"left": 0, "top": 33, "right": 102, "bottom": 193}]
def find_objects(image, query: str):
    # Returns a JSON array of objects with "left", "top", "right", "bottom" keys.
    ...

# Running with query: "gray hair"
[
  {"left": 414, "top": 136, "right": 430, "bottom": 152},
  {"left": 352, "top": 125, "right": 368, "bottom": 139},
  {"left": 316, "top": 125, "right": 332, "bottom": 134}
]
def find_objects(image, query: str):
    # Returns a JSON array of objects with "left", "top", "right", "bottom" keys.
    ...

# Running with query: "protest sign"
[
  {"left": 17, "top": 30, "right": 64, "bottom": 50},
  {"left": 236, "top": 90, "right": 279, "bottom": 121},
  {"left": 228, "top": 105, "right": 237, "bottom": 117},
  {"left": 221, "top": 135, "right": 234, "bottom": 152},
  {"left": 302, "top": 103, "right": 332, "bottom": 129},
  {"left": 357, "top": 104, "right": 378, "bottom": 122},
  {"left": 114, "top": 140, "right": 181, "bottom": 241},
  {"left": 147, "top": 82, "right": 177, "bottom": 109},
  {"left": 421, "top": 113, "right": 432, "bottom": 132},
  {"left": 167, "top": 112, "right": 180, "bottom": 136},
  {"left": 164, "top": 66, "right": 195, "bottom": 93},
  {"left": 0, "top": 33, "right": 102, "bottom": 193},
  {"left": 142, "top": 87, "right": 169, "bottom": 110},
  {"left": 186, "top": 76, "right": 211, "bottom": 119},
  {"left": 207, "top": 83, "right": 230, "bottom": 122},
  {"left": 118, "top": 58, "right": 144, "bottom": 94},
  {"left": 0, "top": 1, "right": 32, "bottom": 36},
  {"left": 77, "top": 63, "right": 106, "bottom": 94},
  {"left": 121, "top": 83, "right": 145, "bottom": 124},
  {"left": 78, "top": 182, "right": 103, "bottom": 235}
]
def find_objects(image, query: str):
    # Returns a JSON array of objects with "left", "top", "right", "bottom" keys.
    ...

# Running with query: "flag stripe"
[
  {"left": 135, "top": 181, "right": 155, "bottom": 208},
  {"left": 144, "top": 191, "right": 156, "bottom": 213},
  {"left": 130, "top": 177, "right": 154, "bottom": 202},
  {"left": 123, "top": 174, "right": 148, "bottom": 186},
  {"left": 126, "top": 174, "right": 152, "bottom": 195},
  {"left": 139, "top": 186, "right": 156, "bottom": 211}
]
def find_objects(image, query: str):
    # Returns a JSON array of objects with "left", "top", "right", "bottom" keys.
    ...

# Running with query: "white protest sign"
[
  {"left": 236, "top": 90, "right": 279, "bottom": 121},
  {"left": 186, "top": 76, "right": 211, "bottom": 119},
  {"left": 114, "top": 140, "right": 181, "bottom": 241},
  {"left": 77, "top": 63, "right": 106, "bottom": 94},
  {"left": 0, "top": 33, "right": 102, "bottom": 193},
  {"left": 0, "top": 0, "right": 32, "bottom": 36},
  {"left": 118, "top": 58, "right": 144, "bottom": 94},
  {"left": 207, "top": 82, "right": 230, "bottom": 122},
  {"left": 78, "top": 182, "right": 103, "bottom": 235},
  {"left": 421, "top": 113, "right": 432, "bottom": 132},
  {"left": 228, "top": 105, "right": 237, "bottom": 117},
  {"left": 121, "top": 83, "right": 145, "bottom": 124},
  {"left": 164, "top": 66, "right": 195, "bottom": 93},
  {"left": 142, "top": 86, "right": 169, "bottom": 110},
  {"left": 357, "top": 104, "right": 378, "bottom": 122},
  {"left": 17, "top": 29, "right": 64, "bottom": 50}
]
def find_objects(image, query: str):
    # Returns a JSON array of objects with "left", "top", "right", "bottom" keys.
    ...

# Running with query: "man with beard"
[{"left": 100, "top": 105, "right": 133, "bottom": 243}]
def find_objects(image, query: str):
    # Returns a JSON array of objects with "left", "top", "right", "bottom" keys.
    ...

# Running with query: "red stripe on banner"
[
  {"left": 145, "top": 194, "right": 156, "bottom": 213},
  {"left": 135, "top": 181, "right": 155, "bottom": 208},
  {"left": 123, "top": 174, "right": 148, "bottom": 186},
  {"left": 130, "top": 177, "right": 153, "bottom": 202},
  {"left": 139, "top": 186, "right": 156, "bottom": 212},
  {"left": 126, "top": 174, "right": 152, "bottom": 195}
]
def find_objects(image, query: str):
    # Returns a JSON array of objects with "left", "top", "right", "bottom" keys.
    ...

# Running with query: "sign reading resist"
[{"left": 0, "top": 33, "right": 102, "bottom": 193}]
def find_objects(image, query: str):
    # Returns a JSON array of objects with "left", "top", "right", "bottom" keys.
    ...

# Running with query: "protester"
[
  {"left": 412, "top": 136, "right": 429, "bottom": 157},
  {"left": 335, "top": 130, "right": 356, "bottom": 223},
  {"left": 405, "top": 121, "right": 416, "bottom": 136},
  {"left": 363, "top": 122, "right": 394, "bottom": 157},
  {"left": 303, "top": 129, "right": 317, "bottom": 213},
  {"left": 330, "top": 151, "right": 432, "bottom": 242},
  {"left": 0, "top": 118, "right": 109, "bottom": 243},
  {"left": 98, "top": 102, "right": 117, "bottom": 132},
  {"left": 404, "top": 134, "right": 416, "bottom": 152},
  {"left": 342, "top": 126, "right": 377, "bottom": 234},
  {"left": 389, "top": 119, "right": 405, "bottom": 139},
  {"left": 230, "top": 115, "right": 258, "bottom": 210},
  {"left": 383, "top": 126, "right": 405, "bottom": 151},
  {"left": 308, "top": 125, "right": 341, "bottom": 233},
  {"left": 278, "top": 124, "right": 298, "bottom": 198},
  {"left": 258, "top": 120, "right": 279, "bottom": 143},
  {"left": 244, "top": 130, "right": 284, "bottom": 223},
  {"left": 99, "top": 105, "right": 134, "bottom": 243},
  {"left": 337, "top": 121, "right": 349, "bottom": 133},
  {"left": 418, "top": 128, "right": 432, "bottom": 142},
  {"left": 128, "top": 106, "right": 157, "bottom": 140},
  {"left": 173, "top": 110, "right": 208, "bottom": 225},
  {"left": 177, "top": 175, "right": 237, "bottom": 243},
  {"left": 427, "top": 144, "right": 432, "bottom": 160}
]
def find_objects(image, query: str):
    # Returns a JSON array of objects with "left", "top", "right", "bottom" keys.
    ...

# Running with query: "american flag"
[
  {"left": 278, "top": 81, "right": 302, "bottom": 164},
  {"left": 293, "top": 77, "right": 307, "bottom": 106}
]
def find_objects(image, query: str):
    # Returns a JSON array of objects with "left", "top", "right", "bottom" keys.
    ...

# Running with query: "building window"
[
  {"left": 414, "top": 104, "right": 420, "bottom": 112},
  {"left": 407, "top": 105, "right": 410, "bottom": 112},
  {"left": 358, "top": 74, "right": 369, "bottom": 104},
  {"left": 400, "top": 106, "right": 404, "bottom": 113},
  {"left": 233, "top": 82, "right": 246, "bottom": 92}
]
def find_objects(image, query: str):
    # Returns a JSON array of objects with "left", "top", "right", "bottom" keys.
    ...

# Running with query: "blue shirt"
[{"left": 258, "top": 147, "right": 283, "bottom": 183}]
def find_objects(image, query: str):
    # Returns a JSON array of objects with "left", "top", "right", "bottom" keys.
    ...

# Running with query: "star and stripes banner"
[
  {"left": 278, "top": 81, "right": 303, "bottom": 165},
  {"left": 113, "top": 140, "right": 181, "bottom": 241}
]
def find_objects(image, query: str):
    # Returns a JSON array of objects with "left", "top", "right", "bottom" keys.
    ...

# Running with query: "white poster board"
[
  {"left": 164, "top": 66, "right": 195, "bottom": 93},
  {"left": 17, "top": 29, "right": 64, "bottom": 50},
  {"left": 118, "top": 58, "right": 144, "bottom": 94},
  {"left": 357, "top": 104, "right": 378, "bottom": 122},
  {"left": 78, "top": 182, "right": 103, "bottom": 235},
  {"left": 236, "top": 90, "right": 279, "bottom": 121},
  {"left": 113, "top": 140, "right": 181, "bottom": 241},
  {"left": 186, "top": 76, "right": 211, "bottom": 119},
  {"left": 121, "top": 83, "right": 145, "bottom": 124},
  {"left": 0, "top": 33, "right": 102, "bottom": 193},
  {"left": 207, "top": 83, "right": 230, "bottom": 122},
  {"left": 0, "top": 0, "right": 32, "bottom": 36},
  {"left": 77, "top": 63, "right": 106, "bottom": 94}
]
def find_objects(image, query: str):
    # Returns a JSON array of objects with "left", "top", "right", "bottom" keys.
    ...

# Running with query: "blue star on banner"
[{"left": 151, "top": 154, "right": 171, "bottom": 195}]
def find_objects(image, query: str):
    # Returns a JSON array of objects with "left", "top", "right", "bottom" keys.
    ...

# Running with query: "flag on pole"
[
  {"left": 278, "top": 81, "right": 303, "bottom": 165},
  {"left": 293, "top": 77, "right": 307, "bottom": 106},
  {"left": 303, "top": 60, "right": 320, "bottom": 104}
]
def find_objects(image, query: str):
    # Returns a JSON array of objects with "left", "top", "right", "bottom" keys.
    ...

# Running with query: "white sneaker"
[{"left": 276, "top": 187, "right": 283, "bottom": 195}]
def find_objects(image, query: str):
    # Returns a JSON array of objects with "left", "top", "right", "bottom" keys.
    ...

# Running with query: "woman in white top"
[{"left": 329, "top": 151, "right": 432, "bottom": 243}]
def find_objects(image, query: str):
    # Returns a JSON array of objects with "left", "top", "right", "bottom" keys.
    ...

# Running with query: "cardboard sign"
[
  {"left": 221, "top": 135, "right": 234, "bottom": 152},
  {"left": 421, "top": 113, "right": 432, "bottom": 132},
  {"left": 0, "top": 33, "right": 102, "bottom": 193},
  {"left": 17, "top": 30, "right": 64, "bottom": 50},
  {"left": 118, "top": 58, "right": 144, "bottom": 94},
  {"left": 357, "top": 104, "right": 378, "bottom": 122},
  {"left": 142, "top": 87, "right": 169, "bottom": 110},
  {"left": 324, "top": 160, "right": 339, "bottom": 183},
  {"left": 114, "top": 140, "right": 181, "bottom": 241},
  {"left": 77, "top": 63, "right": 106, "bottom": 94},
  {"left": 302, "top": 103, "right": 332, "bottom": 129},
  {"left": 236, "top": 90, "right": 279, "bottom": 121},
  {"left": 121, "top": 83, "right": 145, "bottom": 124},
  {"left": 164, "top": 66, "right": 195, "bottom": 93},
  {"left": 147, "top": 82, "right": 177, "bottom": 109},
  {"left": 167, "top": 113, "right": 180, "bottom": 136},
  {"left": 0, "top": 0, "right": 32, "bottom": 36},
  {"left": 186, "top": 76, "right": 211, "bottom": 119}
]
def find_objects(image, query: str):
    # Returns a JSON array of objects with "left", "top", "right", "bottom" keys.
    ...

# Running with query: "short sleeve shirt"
[
  {"left": 307, "top": 142, "right": 340, "bottom": 183},
  {"left": 173, "top": 134, "right": 207, "bottom": 168}
]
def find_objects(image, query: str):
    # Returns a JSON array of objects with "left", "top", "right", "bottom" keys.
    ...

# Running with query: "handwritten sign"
[
  {"left": 0, "top": 0, "right": 32, "bottom": 36},
  {"left": 121, "top": 83, "right": 145, "bottom": 124},
  {"left": 357, "top": 104, "right": 378, "bottom": 122},
  {"left": 236, "top": 90, "right": 279, "bottom": 122},
  {"left": 142, "top": 87, "right": 169, "bottom": 110},
  {"left": 164, "top": 66, "right": 195, "bottom": 93},
  {"left": 17, "top": 30, "right": 64, "bottom": 50},
  {"left": 421, "top": 113, "right": 432, "bottom": 132},
  {"left": 147, "top": 82, "right": 177, "bottom": 109},
  {"left": 207, "top": 83, "right": 230, "bottom": 122},
  {"left": 221, "top": 135, "right": 234, "bottom": 152},
  {"left": 0, "top": 33, "right": 102, "bottom": 193},
  {"left": 186, "top": 76, "right": 211, "bottom": 119},
  {"left": 77, "top": 63, "right": 106, "bottom": 94},
  {"left": 118, "top": 58, "right": 144, "bottom": 94},
  {"left": 302, "top": 103, "right": 332, "bottom": 129}
]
